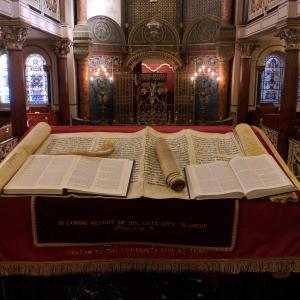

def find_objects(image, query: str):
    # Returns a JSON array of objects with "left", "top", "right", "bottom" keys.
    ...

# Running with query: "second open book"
[{"left": 185, "top": 154, "right": 296, "bottom": 200}]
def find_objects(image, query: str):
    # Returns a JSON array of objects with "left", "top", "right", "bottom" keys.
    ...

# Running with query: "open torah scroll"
[{"left": 0, "top": 122, "right": 298, "bottom": 200}]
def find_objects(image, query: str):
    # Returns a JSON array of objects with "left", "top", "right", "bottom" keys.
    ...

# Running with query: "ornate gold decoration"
[
  {"left": 113, "top": 72, "right": 134, "bottom": 124},
  {"left": 126, "top": 50, "right": 182, "bottom": 71},
  {"left": 54, "top": 39, "right": 72, "bottom": 57},
  {"left": 45, "top": 0, "right": 58, "bottom": 13},
  {"left": 248, "top": 0, "right": 279, "bottom": 21},
  {"left": 136, "top": 78, "right": 168, "bottom": 125},
  {"left": 174, "top": 72, "right": 195, "bottom": 124},
  {"left": 182, "top": 16, "right": 221, "bottom": 50},
  {"left": 128, "top": 0, "right": 177, "bottom": 27},
  {"left": 217, "top": 43, "right": 235, "bottom": 62},
  {"left": 184, "top": 0, "right": 221, "bottom": 21},
  {"left": 0, "top": 25, "right": 28, "bottom": 50},
  {"left": 144, "top": 20, "right": 165, "bottom": 43},
  {"left": 128, "top": 17, "right": 180, "bottom": 53},
  {"left": 73, "top": 24, "right": 91, "bottom": 59},
  {"left": 236, "top": 40, "right": 259, "bottom": 58},
  {"left": 142, "top": 63, "right": 174, "bottom": 72},
  {"left": 87, "top": 16, "right": 126, "bottom": 52},
  {"left": 276, "top": 28, "right": 300, "bottom": 50}
]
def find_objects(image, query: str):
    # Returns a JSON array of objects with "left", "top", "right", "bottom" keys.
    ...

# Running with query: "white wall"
[{"left": 87, "top": 0, "right": 121, "bottom": 24}]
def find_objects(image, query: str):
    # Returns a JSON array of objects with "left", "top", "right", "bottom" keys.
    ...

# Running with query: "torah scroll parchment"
[{"left": 155, "top": 138, "right": 186, "bottom": 192}]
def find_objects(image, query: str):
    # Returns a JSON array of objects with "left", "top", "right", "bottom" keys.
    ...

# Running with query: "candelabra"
[
  {"left": 90, "top": 65, "right": 114, "bottom": 123},
  {"left": 191, "top": 65, "right": 220, "bottom": 82},
  {"left": 191, "top": 65, "right": 219, "bottom": 124}
]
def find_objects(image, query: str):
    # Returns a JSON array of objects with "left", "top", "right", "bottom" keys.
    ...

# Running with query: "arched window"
[
  {"left": 0, "top": 54, "right": 10, "bottom": 104},
  {"left": 260, "top": 53, "right": 284, "bottom": 104},
  {"left": 25, "top": 53, "right": 49, "bottom": 105}
]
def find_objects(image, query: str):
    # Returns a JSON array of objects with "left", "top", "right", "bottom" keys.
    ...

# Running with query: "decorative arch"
[
  {"left": 25, "top": 53, "right": 49, "bottom": 105},
  {"left": 23, "top": 45, "right": 52, "bottom": 67},
  {"left": 128, "top": 18, "right": 180, "bottom": 53},
  {"left": 256, "top": 45, "right": 285, "bottom": 66},
  {"left": 183, "top": 15, "right": 221, "bottom": 49},
  {"left": 126, "top": 50, "right": 182, "bottom": 71},
  {"left": 88, "top": 15, "right": 126, "bottom": 51},
  {"left": 255, "top": 44, "right": 286, "bottom": 105}
]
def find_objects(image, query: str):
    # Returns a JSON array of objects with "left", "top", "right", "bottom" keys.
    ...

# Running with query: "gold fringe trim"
[{"left": 1, "top": 257, "right": 300, "bottom": 276}]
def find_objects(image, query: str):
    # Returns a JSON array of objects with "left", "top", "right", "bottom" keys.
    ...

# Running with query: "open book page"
[
  {"left": 66, "top": 157, "right": 133, "bottom": 197},
  {"left": 187, "top": 129, "right": 243, "bottom": 164},
  {"left": 143, "top": 128, "right": 191, "bottom": 199},
  {"left": 185, "top": 161, "right": 244, "bottom": 200},
  {"left": 0, "top": 122, "right": 51, "bottom": 192},
  {"left": 36, "top": 130, "right": 147, "bottom": 198},
  {"left": 3, "top": 155, "right": 77, "bottom": 194},
  {"left": 229, "top": 154, "right": 296, "bottom": 199}
]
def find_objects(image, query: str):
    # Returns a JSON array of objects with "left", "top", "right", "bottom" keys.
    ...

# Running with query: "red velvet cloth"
[{"left": 0, "top": 125, "right": 299, "bottom": 274}]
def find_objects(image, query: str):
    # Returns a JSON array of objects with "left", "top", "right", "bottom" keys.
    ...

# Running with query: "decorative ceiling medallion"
[
  {"left": 144, "top": 20, "right": 165, "bottom": 43},
  {"left": 93, "top": 21, "right": 112, "bottom": 42},
  {"left": 193, "top": 19, "right": 219, "bottom": 43}
]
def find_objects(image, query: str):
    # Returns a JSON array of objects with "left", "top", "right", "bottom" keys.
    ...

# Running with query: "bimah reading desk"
[{"left": 0, "top": 125, "right": 299, "bottom": 276}]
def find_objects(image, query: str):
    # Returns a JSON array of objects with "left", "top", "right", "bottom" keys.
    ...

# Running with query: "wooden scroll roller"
[{"left": 155, "top": 138, "right": 186, "bottom": 192}]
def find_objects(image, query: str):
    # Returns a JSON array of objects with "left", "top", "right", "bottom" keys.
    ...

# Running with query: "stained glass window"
[
  {"left": 25, "top": 54, "right": 49, "bottom": 105},
  {"left": 260, "top": 53, "right": 284, "bottom": 104},
  {"left": 0, "top": 54, "right": 10, "bottom": 104}
]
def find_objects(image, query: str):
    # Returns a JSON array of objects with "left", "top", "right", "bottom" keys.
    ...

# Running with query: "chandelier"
[
  {"left": 191, "top": 65, "right": 220, "bottom": 82},
  {"left": 90, "top": 65, "right": 114, "bottom": 83}
]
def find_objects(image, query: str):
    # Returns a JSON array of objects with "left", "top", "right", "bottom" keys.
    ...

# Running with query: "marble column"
[
  {"left": 217, "top": 46, "right": 234, "bottom": 120},
  {"left": 76, "top": 0, "right": 87, "bottom": 25},
  {"left": 221, "top": 0, "right": 233, "bottom": 24},
  {"left": 276, "top": 28, "right": 300, "bottom": 160},
  {"left": 76, "top": 56, "right": 90, "bottom": 119},
  {"left": 54, "top": 39, "right": 72, "bottom": 125},
  {"left": 74, "top": 0, "right": 90, "bottom": 119},
  {"left": 236, "top": 41, "right": 258, "bottom": 123},
  {"left": 0, "top": 23, "right": 29, "bottom": 138}
]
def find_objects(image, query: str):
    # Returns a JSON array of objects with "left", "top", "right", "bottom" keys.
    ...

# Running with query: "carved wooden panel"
[
  {"left": 89, "top": 56, "right": 122, "bottom": 73},
  {"left": 183, "top": 17, "right": 221, "bottom": 50},
  {"left": 128, "top": 19, "right": 180, "bottom": 53},
  {"left": 113, "top": 72, "right": 134, "bottom": 124},
  {"left": 27, "top": 0, "right": 42, "bottom": 11},
  {"left": 43, "top": 0, "right": 60, "bottom": 21},
  {"left": 184, "top": 0, "right": 221, "bottom": 23},
  {"left": 174, "top": 72, "right": 195, "bottom": 124},
  {"left": 248, "top": 0, "right": 279, "bottom": 21},
  {"left": 128, "top": 0, "right": 177, "bottom": 27},
  {"left": 88, "top": 16, "right": 126, "bottom": 52}
]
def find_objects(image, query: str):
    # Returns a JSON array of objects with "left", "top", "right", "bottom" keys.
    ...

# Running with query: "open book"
[
  {"left": 3, "top": 155, "right": 134, "bottom": 197},
  {"left": 185, "top": 154, "right": 296, "bottom": 200}
]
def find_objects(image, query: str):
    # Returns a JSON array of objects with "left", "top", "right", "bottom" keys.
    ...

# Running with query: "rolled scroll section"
[{"left": 155, "top": 138, "right": 185, "bottom": 192}]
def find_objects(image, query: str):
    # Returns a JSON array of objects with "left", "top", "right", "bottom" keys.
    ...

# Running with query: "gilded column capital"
[
  {"left": 236, "top": 40, "right": 259, "bottom": 58},
  {"left": 73, "top": 24, "right": 91, "bottom": 60},
  {"left": 53, "top": 38, "right": 72, "bottom": 57},
  {"left": 276, "top": 28, "right": 300, "bottom": 50},
  {"left": 217, "top": 44, "right": 235, "bottom": 62},
  {"left": 0, "top": 25, "right": 29, "bottom": 50}
]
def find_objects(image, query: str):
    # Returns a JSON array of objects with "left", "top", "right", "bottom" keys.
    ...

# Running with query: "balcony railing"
[
  {"left": 26, "top": 0, "right": 60, "bottom": 22},
  {"left": 248, "top": 0, "right": 280, "bottom": 21}
]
